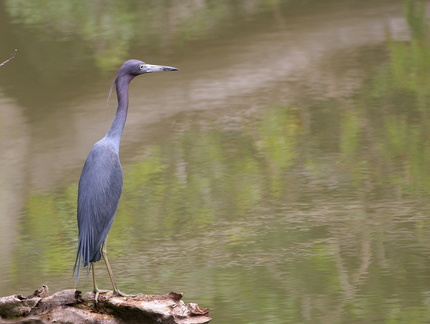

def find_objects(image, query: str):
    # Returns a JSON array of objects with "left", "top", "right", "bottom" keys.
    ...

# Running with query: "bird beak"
[{"left": 143, "top": 64, "right": 179, "bottom": 73}]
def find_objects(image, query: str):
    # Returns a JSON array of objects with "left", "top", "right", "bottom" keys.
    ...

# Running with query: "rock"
[{"left": 0, "top": 286, "right": 211, "bottom": 324}]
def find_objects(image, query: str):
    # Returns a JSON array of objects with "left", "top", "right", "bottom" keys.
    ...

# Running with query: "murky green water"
[{"left": 1, "top": 0, "right": 430, "bottom": 323}]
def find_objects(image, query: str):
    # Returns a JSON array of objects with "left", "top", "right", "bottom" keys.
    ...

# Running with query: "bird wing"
[{"left": 76, "top": 140, "right": 123, "bottom": 267}]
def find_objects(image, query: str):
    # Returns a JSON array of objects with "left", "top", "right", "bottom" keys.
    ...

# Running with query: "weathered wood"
[{"left": 0, "top": 286, "right": 211, "bottom": 324}]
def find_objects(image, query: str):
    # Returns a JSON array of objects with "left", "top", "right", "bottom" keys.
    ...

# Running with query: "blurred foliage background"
[{"left": 2, "top": 0, "right": 430, "bottom": 323}]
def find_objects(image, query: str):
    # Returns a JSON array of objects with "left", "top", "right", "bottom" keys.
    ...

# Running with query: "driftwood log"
[{"left": 0, "top": 286, "right": 211, "bottom": 324}]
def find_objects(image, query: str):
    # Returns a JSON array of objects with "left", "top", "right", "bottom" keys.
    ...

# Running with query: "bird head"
[
  {"left": 120, "top": 59, "right": 179, "bottom": 77},
  {"left": 107, "top": 59, "right": 179, "bottom": 107}
]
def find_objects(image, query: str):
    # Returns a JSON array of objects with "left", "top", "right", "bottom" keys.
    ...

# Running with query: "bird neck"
[{"left": 105, "top": 75, "right": 133, "bottom": 150}]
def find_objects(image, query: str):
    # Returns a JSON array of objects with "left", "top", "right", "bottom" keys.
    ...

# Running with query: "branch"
[{"left": 0, "top": 49, "right": 17, "bottom": 67}]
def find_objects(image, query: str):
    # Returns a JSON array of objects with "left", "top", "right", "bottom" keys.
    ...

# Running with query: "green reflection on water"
[
  {"left": 5, "top": 1, "right": 430, "bottom": 323},
  {"left": 4, "top": 0, "right": 284, "bottom": 71}
]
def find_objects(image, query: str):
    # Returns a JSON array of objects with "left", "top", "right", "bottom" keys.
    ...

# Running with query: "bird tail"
[{"left": 73, "top": 242, "right": 91, "bottom": 289}]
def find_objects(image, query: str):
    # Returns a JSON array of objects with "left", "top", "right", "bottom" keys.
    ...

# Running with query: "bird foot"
[
  {"left": 113, "top": 289, "right": 136, "bottom": 298},
  {"left": 93, "top": 289, "right": 110, "bottom": 303},
  {"left": 92, "top": 289, "right": 135, "bottom": 303}
]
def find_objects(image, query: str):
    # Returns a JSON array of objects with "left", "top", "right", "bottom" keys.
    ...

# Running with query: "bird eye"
[{"left": 139, "top": 64, "right": 145, "bottom": 70}]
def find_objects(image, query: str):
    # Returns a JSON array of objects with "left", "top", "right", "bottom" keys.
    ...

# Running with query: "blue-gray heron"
[{"left": 73, "top": 59, "right": 178, "bottom": 299}]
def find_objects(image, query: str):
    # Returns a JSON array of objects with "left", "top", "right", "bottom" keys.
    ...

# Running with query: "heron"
[{"left": 73, "top": 59, "right": 178, "bottom": 300}]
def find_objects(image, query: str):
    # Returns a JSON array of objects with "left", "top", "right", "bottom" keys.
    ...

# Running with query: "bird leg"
[
  {"left": 101, "top": 241, "right": 135, "bottom": 297},
  {"left": 91, "top": 262, "right": 109, "bottom": 303}
]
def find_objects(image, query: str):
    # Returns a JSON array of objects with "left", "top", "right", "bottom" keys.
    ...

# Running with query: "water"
[{"left": 1, "top": 0, "right": 430, "bottom": 323}]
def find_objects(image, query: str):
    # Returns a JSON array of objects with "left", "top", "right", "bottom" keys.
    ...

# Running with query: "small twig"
[{"left": 0, "top": 49, "right": 17, "bottom": 67}]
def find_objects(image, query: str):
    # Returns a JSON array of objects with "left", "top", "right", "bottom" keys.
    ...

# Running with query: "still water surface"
[{"left": 1, "top": 0, "right": 430, "bottom": 323}]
